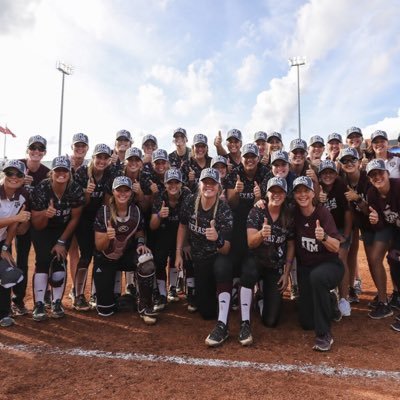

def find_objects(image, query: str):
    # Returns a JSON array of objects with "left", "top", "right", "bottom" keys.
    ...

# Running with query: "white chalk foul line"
[{"left": 1, "top": 342, "right": 399, "bottom": 381}]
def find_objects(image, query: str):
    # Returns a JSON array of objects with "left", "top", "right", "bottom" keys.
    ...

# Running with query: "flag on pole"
[{"left": 0, "top": 126, "right": 16, "bottom": 138}]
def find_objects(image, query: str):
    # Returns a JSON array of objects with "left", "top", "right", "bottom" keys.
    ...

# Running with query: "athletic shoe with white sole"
[
  {"left": 0, "top": 316, "right": 15, "bottom": 327},
  {"left": 205, "top": 321, "right": 229, "bottom": 347},
  {"left": 368, "top": 302, "right": 393, "bottom": 319},
  {"left": 51, "top": 299, "right": 65, "bottom": 319},
  {"left": 32, "top": 301, "right": 47, "bottom": 322},
  {"left": 73, "top": 294, "right": 90, "bottom": 311},
  {"left": 139, "top": 307, "right": 157, "bottom": 325},
  {"left": 238, "top": 320, "right": 253, "bottom": 346},
  {"left": 313, "top": 332, "right": 333, "bottom": 352},
  {"left": 390, "top": 320, "right": 400, "bottom": 332},
  {"left": 167, "top": 287, "right": 180, "bottom": 303}
]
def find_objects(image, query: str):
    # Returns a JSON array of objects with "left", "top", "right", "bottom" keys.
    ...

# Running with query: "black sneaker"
[
  {"left": 138, "top": 307, "right": 157, "bottom": 325},
  {"left": 11, "top": 299, "right": 29, "bottom": 316},
  {"left": 368, "top": 302, "right": 393, "bottom": 319},
  {"left": 313, "top": 332, "right": 333, "bottom": 352},
  {"left": 205, "top": 321, "right": 229, "bottom": 347},
  {"left": 389, "top": 291, "right": 400, "bottom": 311},
  {"left": 153, "top": 295, "right": 167, "bottom": 312},
  {"left": 167, "top": 286, "right": 179, "bottom": 303},
  {"left": 73, "top": 294, "right": 90, "bottom": 311},
  {"left": 126, "top": 284, "right": 137, "bottom": 298},
  {"left": 32, "top": 301, "right": 47, "bottom": 322},
  {"left": 368, "top": 294, "right": 379, "bottom": 309},
  {"left": 391, "top": 320, "right": 400, "bottom": 332},
  {"left": 51, "top": 299, "right": 65, "bottom": 318},
  {"left": 238, "top": 320, "right": 253, "bottom": 346}
]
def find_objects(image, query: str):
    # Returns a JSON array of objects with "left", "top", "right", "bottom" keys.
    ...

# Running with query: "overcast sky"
[{"left": 1, "top": 0, "right": 399, "bottom": 160}]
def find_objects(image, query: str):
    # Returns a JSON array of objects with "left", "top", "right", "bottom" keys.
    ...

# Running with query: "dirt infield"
[{"left": 1, "top": 244, "right": 399, "bottom": 400}]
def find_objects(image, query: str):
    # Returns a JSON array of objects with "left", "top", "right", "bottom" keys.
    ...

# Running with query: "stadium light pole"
[
  {"left": 288, "top": 57, "right": 306, "bottom": 139},
  {"left": 56, "top": 61, "right": 73, "bottom": 156}
]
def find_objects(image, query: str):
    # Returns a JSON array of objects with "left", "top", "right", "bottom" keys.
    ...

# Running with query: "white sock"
[
  {"left": 218, "top": 292, "right": 231, "bottom": 325},
  {"left": 34, "top": 273, "right": 48, "bottom": 303},
  {"left": 51, "top": 271, "right": 66, "bottom": 301},
  {"left": 169, "top": 267, "right": 178, "bottom": 288},
  {"left": 125, "top": 271, "right": 135, "bottom": 286},
  {"left": 240, "top": 286, "right": 253, "bottom": 322},
  {"left": 157, "top": 279, "right": 167, "bottom": 296}
]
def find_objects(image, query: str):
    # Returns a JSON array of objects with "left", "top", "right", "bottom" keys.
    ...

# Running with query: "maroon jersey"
[
  {"left": 294, "top": 204, "right": 341, "bottom": 267},
  {"left": 94, "top": 203, "right": 144, "bottom": 260},
  {"left": 367, "top": 178, "right": 400, "bottom": 229}
]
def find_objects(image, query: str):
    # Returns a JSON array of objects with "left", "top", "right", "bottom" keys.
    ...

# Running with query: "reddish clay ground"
[{"left": 1, "top": 244, "right": 399, "bottom": 400}]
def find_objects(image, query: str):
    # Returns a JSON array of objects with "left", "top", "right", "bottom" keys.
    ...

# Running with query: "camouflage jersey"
[
  {"left": 139, "top": 164, "right": 166, "bottom": 196},
  {"left": 180, "top": 194, "right": 233, "bottom": 261},
  {"left": 74, "top": 165, "right": 115, "bottom": 219},
  {"left": 225, "top": 163, "right": 269, "bottom": 233},
  {"left": 247, "top": 205, "right": 294, "bottom": 271},
  {"left": 94, "top": 203, "right": 144, "bottom": 260},
  {"left": 30, "top": 179, "right": 85, "bottom": 229}
]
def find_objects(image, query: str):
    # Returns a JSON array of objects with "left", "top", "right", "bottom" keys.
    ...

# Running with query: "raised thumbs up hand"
[
  {"left": 159, "top": 200, "right": 169, "bottom": 219},
  {"left": 24, "top": 169, "right": 33, "bottom": 185},
  {"left": 315, "top": 219, "right": 325, "bottom": 241},
  {"left": 111, "top": 149, "right": 119, "bottom": 164},
  {"left": 261, "top": 217, "right": 272, "bottom": 239},
  {"left": 344, "top": 185, "right": 359, "bottom": 202},
  {"left": 214, "top": 130, "right": 222, "bottom": 147},
  {"left": 149, "top": 180, "right": 159, "bottom": 194},
  {"left": 132, "top": 179, "right": 141, "bottom": 194},
  {"left": 319, "top": 188, "right": 328, "bottom": 203},
  {"left": 235, "top": 174, "right": 244, "bottom": 193},
  {"left": 45, "top": 199, "right": 57, "bottom": 218},
  {"left": 226, "top": 158, "right": 233, "bottom": 173},
  {"left": 369, "top": 206, "right": 379, "bottom": 225},
  {"left": 205, "top": 219, "right": 218, "bottom": 241},
  {"left": 253, "top": 180, "right": 261, "bottom": 200},
  {"left": 106, "top": 219, "right": 116, "bottom": 239},
  {"left": 16, "top": 204, "right": 31, "bottom": 223},
  {"left": 86, "top": 177, "right": 96, "bottom": 194},
  {"left": 188, "top": 167, "right": 196, "bottom": 182}
]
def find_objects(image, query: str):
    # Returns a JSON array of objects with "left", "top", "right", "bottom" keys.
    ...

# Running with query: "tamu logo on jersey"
[
  {"left": 302, "top": 236, "right": 319, "bottom": 252},
  {"left": 324, "top": 198, "right": 337, "bottom": 211},
  {"left": 118, "top": 225, "right": 129, "bottom": 233}
]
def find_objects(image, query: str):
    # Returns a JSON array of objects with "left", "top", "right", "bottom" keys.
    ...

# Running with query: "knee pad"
[
  {"left": 137, "top": 254, "right": 155, "bottom": 278},
  {"left": 0, "top": 259, "right": 23, "bottom": 289},
  {"left": 48, "top": 257, "right": 66, "bottom": 288}
]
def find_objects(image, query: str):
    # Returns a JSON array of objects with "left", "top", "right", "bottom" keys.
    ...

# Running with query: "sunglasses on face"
[
  {"left": 29, "top": 144, "right": 46, "bottom": 152},
  {"left": 341, "top": 158, "right": 358, "bottom": 165},
  {"left": 5, "top": 170, "right": 24, "bottom": 178}
]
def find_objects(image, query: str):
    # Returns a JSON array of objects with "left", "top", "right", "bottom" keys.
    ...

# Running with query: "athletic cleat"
[
  {"left": 348, "top": 287, "right": 359, "bottom": 304},
  {"left": 205, "top": 321, "right": 229, "bottom": 347},
  {"left": 354, "top": 278, "right": 362, "bottom": 295},
  {"left": 44, "top": 290, "right": 52, "bottom": 309},
  {"left": 68, "top": 287, "right": 76, "bottom": 302},
  {"left": 125, "top": 283, "right": 137, "bottom": 298},
  {"left": 167, "top": 287, "right": 180, "bottom": 303},
  {"left": 338, "top": 298, "right": 351, "bottom": 317},
  {"left": 11, "top": 299, "right": 28, "bottom": 316},
  {"left": 368, "top": 302, "right": 393, "bottom": 319},
  {"left": 389, "top": 291, "right": 400, "bottom": 311},
  {"left": 73, "top": 294, "right": 90, "bottom": 311},
  {"left": 153, "top": 295, "right": 167, "bottom": 312},
  {"left": 313, "top": 332, "right": 333, "bottom": 352},
  {"left": 390, "top": 320, "right": 400, "bottom": 332},
  {"left": 139, "top": 307, "right": 157, "bottom": 325},
  {"left": 238, "top": 320, "right": 253, "bottom": 346},
  {"left": 32, "top": 301, "right": 47, "bottom": 322},
  {"left": 396, "top": 314, "right": 400, "bottom": 322},
  {"left": 51, "top": 299, "right": 65, "bottom": 319},
  {"left": 0, "top": 316, "right": 15, "bottom": 327},
  {"left": 89, "top": 294, "right": 97, "bottom": 309},
  {"left": 290, "top": 284, "right": 299, "bottom": 300}
]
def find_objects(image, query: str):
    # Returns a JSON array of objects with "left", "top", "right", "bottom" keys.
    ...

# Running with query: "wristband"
[
  {"left": 216, "top": 234, "right": 225, "bottom": 249},
  {"left": 1, "top": 244, "right": 10, "bottom": 252},
  {"left": 57, "top": 239, "right": 66, "bottom": 246},
  {"left": 137, "top": 237, "right": 145, "bottom": 247}
]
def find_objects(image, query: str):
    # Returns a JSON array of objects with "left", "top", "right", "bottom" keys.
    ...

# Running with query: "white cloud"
[
  {"left": 136, "top": 84, "right": 166, "bottom": 117},
  {"left": 235, "top": 54, "right": 261, "bottom": 92},
  {"left": 363, "top": 108, "right": 400, "bottom": 140}
]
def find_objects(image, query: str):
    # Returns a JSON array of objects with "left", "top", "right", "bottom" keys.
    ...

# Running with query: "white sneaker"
[{"left": 338, "top": 298, "right": 351, "bottom": 317}]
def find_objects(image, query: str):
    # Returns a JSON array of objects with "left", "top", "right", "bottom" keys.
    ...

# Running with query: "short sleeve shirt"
[
  {"left": 247, "top": 206, "right": 295, "bottom": 269},
  {"left": 19, "top": 160, "right": 50, "bottom": 194},
  {"left": 30, "top": 179, "right": 85, "bottom": 229},
  {"left": 180, "top": 195, "right": 233, "bottom": 261},
  {"left": 321, "top": 178, "right": 349, "bottom": 230},
  {"left": 294, "top": 204, "right": 341, "bottom": 267}
]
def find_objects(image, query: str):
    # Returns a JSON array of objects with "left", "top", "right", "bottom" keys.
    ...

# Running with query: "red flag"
[
  {"left": 0, "top": 126, "right": 16, "bottom": 137},
  {"left": 5, "top": 127, "right": 16, "bottom": 138}
]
